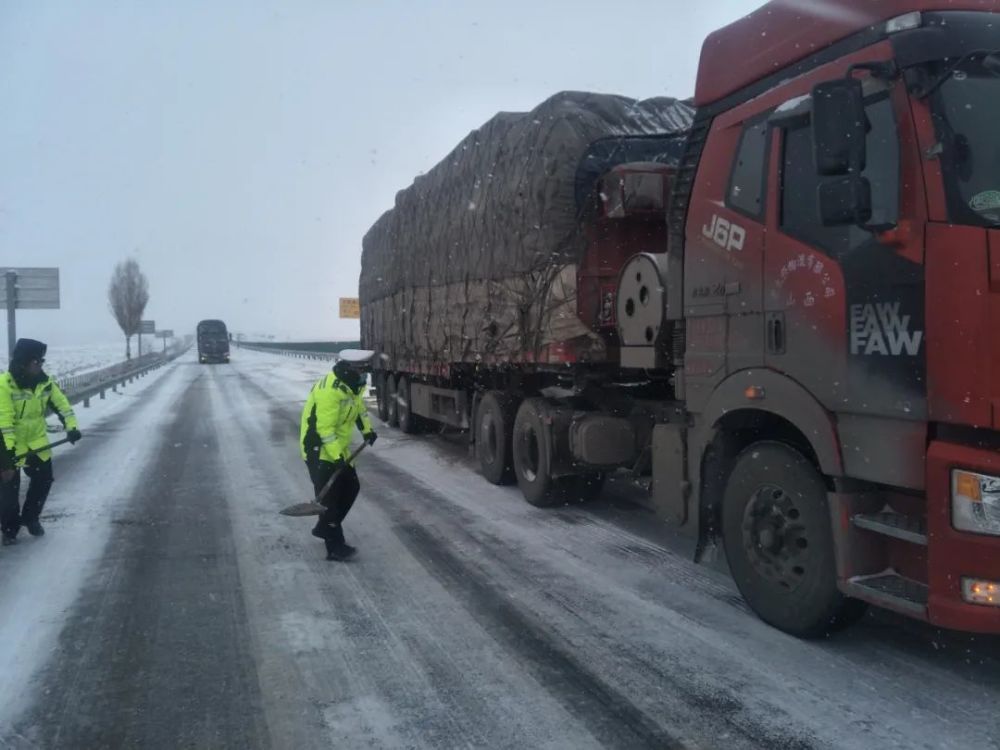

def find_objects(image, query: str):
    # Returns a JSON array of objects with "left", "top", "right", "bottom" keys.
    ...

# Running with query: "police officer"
[
  {"left": 0, "top": 339, "right": 82, "bottom": 545},
  {"left": 300, "top": 350, "right": 376, "bottom": 560}
]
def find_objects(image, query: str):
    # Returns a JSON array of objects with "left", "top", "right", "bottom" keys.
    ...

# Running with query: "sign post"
[
  {"left": 139, "top": 319, "right": 155, "bottom": 357},
  {"left": 0, "top": 268, "right": 61, "bottom": 359},
  {"left": 156, "top": 329, "right": 173, "bottom": 354},
  {"left": 5, "top": 272, "right": 15, "bottom": 359}
]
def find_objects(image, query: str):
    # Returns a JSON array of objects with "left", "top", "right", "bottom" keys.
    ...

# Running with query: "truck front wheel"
[
  {"left": 476, "top": 391, "right": 517, "bottom": 485},
  {"left": 721, "top": 441, "right": 866, "bottom": 637}
]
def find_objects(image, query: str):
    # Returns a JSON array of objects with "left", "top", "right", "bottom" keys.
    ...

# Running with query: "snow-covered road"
[{"left": 1, "top": 350, "right": 999, "bottom": 749}]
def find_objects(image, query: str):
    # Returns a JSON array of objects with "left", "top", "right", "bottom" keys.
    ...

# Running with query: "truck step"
[
  {"left": 852, "top": 512, "right": 927, "bottom": 545},
  {"left": 845, "top": 572, "right": 929, "bottom": 617}
]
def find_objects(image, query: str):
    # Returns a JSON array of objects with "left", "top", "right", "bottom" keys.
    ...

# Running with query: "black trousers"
[
  {"left": 0, "top": 456, "right": 55, "bottom": 537},
  {"left": 305, "top": 455, "right": 360, "bottom": 547}
]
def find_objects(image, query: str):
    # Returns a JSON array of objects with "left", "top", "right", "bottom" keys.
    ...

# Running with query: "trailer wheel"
[
  {"left": 476, "top": 391, "right": 517, "bottom": 484},
  {"left": 722, "top": 441, "right": 866, "bottom": 637},
  {"left": 396, "top": 376, "right": 423, "bottom": 434},
  {"left": 375, "top": 372, "right": 390, "bottom": 423},
  {"left": 386, "top": 374, "right": 399, "bottom": 427}
]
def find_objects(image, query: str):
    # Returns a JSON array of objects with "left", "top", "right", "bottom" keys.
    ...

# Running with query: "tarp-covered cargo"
[{"left": 360, "top": 91, "right": 693, "bottom": 369}]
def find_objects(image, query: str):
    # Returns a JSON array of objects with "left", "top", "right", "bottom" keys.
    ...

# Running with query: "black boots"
[
  {"left": 2, "top": 533, "right": 17, "bottom": 546},
  {"left": 25, "top": 520, "right": 44, "bottom": 537},
  {"left": 313, "top": 521, "right": 357, "bottom": 561},
  {"left": 326, "top": 542, "right": 357, "bottom": 561}
]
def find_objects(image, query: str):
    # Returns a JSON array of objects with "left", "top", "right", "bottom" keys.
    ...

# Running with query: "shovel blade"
[{"left": 279, "top": 501, "right": 326, "bottom": 517}]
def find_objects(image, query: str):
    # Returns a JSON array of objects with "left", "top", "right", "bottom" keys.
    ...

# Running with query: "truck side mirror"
[
  {"left": 818, "top": 175, "right": 872, "bottom": 227},
  {"left": 811, "top": 79, "right": 867, "bottom": 176}
]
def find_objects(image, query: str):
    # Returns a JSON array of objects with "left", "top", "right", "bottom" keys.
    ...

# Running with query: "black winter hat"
[
  {"left": 10, "top": 338, "right": 47, "bottom": 364},
  {"left": 333, "top": 359, "right": 363, "bottom": 392}
]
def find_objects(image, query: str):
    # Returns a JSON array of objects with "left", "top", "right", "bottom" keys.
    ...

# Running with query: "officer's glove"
[
  {"left": 67, "top": 429, "right": 82, "bottom": 444},
  {"left": 364, "top": 431, "right": 378, "bottom": 446}
]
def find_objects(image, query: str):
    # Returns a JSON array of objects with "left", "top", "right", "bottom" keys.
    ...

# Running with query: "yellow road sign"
[{"left": 339, "top": 297, "right": 360, "bottom": 319}]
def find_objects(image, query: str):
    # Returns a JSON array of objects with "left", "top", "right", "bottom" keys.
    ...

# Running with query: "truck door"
[
  {"left": 683, "top": 107, "right": 769, "bottom": 409},
  {"left": 764, "top": 82, "right": 926, "bottom": 427}
]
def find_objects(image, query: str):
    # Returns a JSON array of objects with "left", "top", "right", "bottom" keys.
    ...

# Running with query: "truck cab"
[
  {"left": 196, "top": 319, "right": 231, "bottom": 364},
  {"left": 641, "top": 2, "right": 1000, "bottom": 634}
]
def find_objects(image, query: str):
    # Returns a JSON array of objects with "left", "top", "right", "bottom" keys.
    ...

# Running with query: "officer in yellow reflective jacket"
[
  {"left": 0, "top": 339, "right": 82, "bottom": 544},
  {"left": 300, "top": 350, "right": 376, "bottom": 560}
]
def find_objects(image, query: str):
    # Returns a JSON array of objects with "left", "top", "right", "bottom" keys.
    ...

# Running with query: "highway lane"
[{"left": 1, "top": 350, "right": 998, "bottom": 749}]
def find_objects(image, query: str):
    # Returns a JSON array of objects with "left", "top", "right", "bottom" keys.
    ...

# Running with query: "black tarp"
[{"left": 360, "top": 91, "right": 693, "bottom": 366}]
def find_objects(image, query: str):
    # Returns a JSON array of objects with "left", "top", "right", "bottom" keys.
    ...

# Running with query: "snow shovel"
[
  {"left": 280, "top": 443, "right": 367, "bottom": 517},
  {"left": 14, "top": 436, "right": 77, "bottom": 462}
]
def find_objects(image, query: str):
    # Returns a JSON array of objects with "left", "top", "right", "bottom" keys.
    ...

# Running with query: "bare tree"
[{"left": 108, "top": 258, "right": 149, "bottom": 359}]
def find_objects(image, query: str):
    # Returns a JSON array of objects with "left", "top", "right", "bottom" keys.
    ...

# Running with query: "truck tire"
[
  {"left": 396, "top": 376, "right": 423, "bottom": 434},
  {"left": 476, "top": 391, "right": 518, "bottom": 485},
  {"left": 386, "top": 374, "right": 400, "bottom": 427},
  {"left": 512, "top": 398, "right": 563, "bottom": 507},
  {"left": 721, "top": 441, "right": 867, "bottom": 638},
  {"left": 375, "top": 372, "right": 390, "bottom": 423}
]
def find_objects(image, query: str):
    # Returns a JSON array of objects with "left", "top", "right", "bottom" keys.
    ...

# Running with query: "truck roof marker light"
[
  {"left": 962, "top": 578, "right": 1000, "bottom": 607},
  {"left": 886, "top": 12, "right": 921, "bottom": 35}
]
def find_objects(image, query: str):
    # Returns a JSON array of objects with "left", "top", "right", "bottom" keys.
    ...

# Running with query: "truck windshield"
[{"left": 931, "top": 63, "right": 1000, "bottom": 226}]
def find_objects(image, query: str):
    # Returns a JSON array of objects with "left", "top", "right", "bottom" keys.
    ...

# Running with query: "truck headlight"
[{"left": 952, "top": 469, "right": 1000, "bottom": 536}]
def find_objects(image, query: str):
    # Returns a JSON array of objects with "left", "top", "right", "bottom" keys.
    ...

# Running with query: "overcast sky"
[{"left": 0, "top": 0, "right": 760, "bottom": 347}]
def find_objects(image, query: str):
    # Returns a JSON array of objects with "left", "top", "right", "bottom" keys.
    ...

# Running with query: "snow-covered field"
[{"left": 0, "top": 343, "right": 128, "bottom": 381}]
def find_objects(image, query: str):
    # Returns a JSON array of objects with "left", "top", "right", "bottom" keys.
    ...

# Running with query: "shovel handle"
[
  {"left": 315, "top": 443, "right": 367, "bottom": 506},
  {"left": 13, "top": 436, "right": 75, "bottom": 462}
]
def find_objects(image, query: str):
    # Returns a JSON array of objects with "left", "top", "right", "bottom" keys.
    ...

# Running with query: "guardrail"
[
  {"left": 233, "top": 341, "right": 338, "bottom": 361},
  {"left": 61, "top": 346, "right": 191, "bottom": 408}
]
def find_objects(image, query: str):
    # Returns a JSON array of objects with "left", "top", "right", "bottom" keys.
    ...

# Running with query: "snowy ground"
[
  {"left": 0, "top": 342, "right": 128, "bottom": 381},
  {"left": 0, "top": 349, "right": 998, "bottom": 749}
]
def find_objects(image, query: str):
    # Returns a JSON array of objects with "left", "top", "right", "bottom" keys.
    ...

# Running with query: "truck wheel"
[
  {"left": 396, "top": 376, "right": 422, "bottom": 434},
  {"left": 375, "top": 373, "right": 390, "bottom": 423},
  {"left": 476, "top": 391, "right": 517, "bottom": 485},
  {"left": 512, "top": 398, "right": 563, "bottom": 507},
  {"left": 721, "top": 441, "right": 866, "bottom": 637},
  {"left": 386, "top": 374, "right": 399, "bottom": 427}
]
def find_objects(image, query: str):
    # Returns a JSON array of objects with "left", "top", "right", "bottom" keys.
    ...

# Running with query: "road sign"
[
  {"left": 339, "top": 297, "right": 360, "bottom": 319},
  {"left": 140, "top": 320, "right": 155, "bottom": 334},
  {"left": 1, "top": 268, "right": 61, "bottom": 358},
  {"left": 0, "top": 268, "right": 60, "bottom": 310},
  {"left": 156, "top": 329, "right": 174, "bottom": 338}
]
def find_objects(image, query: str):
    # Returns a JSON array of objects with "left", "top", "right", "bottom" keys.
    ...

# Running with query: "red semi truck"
[{"left": 361, "top": 1, "right": 1000, "bottom": 637}]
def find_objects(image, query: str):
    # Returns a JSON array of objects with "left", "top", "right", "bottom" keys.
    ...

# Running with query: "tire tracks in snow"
[
  {"left": 7, "top": 362, "right": 269, "bottom": 749},
  {"left": 229, "top": 353, "right": 1000, "bottom": 750},
  {"left": 231, "top": 363, "right": 813, "bottom": 750},
  {"left": 213, "top": 365, "right": 508, "bottom": 749}
]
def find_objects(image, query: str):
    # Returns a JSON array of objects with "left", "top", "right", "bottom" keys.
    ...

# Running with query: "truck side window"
[
  {"left": 780, "top": 95, "right": 899, "bottom": 255},
  {"left": 726, "top": 118, "right": 769, "bottom": 218}
]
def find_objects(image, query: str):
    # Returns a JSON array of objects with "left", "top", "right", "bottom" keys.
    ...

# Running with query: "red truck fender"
[{"left": 691, "top": 368, "right": 845, "bottom": 495}]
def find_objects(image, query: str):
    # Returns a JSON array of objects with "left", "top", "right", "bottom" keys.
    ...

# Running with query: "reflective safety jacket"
[
  {"left": 0, "top": 372, "right": 78, "bottom": 466},
  {"left": 300, "top": 372, "right": 372, "bottom": 464}
]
